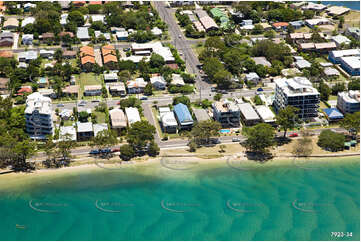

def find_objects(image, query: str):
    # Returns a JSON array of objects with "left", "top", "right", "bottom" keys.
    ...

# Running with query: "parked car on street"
[
  {"left": 289, "top": 132, "right": 298, "bottom": 137},
  {"left": 140, "top": 96, "right": 148, "bottom": 100},
  {"left": 57, "top": 103, "right": 64, "bottom": 107},
  {"left": 232, "top": 137, "right": 241, "bottom": 142},
  {"left": 100, "top": 148, "right": 112, "bottom": 154},
  {"left": 89, "top": 149, "right": 100, "bottom": 155}
]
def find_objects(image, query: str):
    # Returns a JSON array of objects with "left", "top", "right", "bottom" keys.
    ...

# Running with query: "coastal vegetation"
[
  {"left": 317, "top": 130, "right": 345, "bottom": 152},
  {"left": 275, "top": 106, "right": 299, "bottom": 138},
  {"left": 242, "top": 123, "right": 275, "bottom": 155}
]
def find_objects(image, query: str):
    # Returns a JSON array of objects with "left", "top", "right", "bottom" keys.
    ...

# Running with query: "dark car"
[
  {"left": 89, "top": 149, "right": 100, "bottom": 155},
  {"left": 123, "top": 47, "right": 130, "bottom": 52},
  {"left": 211, "top": 87, "right": 216, "bottom": 92},
  {"left": 100, "top": 148, "right": 112, "bottom": 154},
  {"left": 112, "top": 148, "right": 120, "bottom": 153},
  {"left": 221, "top": 90, "right": 228, "bottom": 94},
  {"left": 257, "top": 88, "right": 264, "bottom": 92}
]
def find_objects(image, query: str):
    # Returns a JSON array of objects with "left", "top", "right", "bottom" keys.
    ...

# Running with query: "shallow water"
[{"left": 0, "top": 157, "right": 359, "bottom": 241}]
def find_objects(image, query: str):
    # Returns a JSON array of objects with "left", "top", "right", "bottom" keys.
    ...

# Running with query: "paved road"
[{"left": 154, "top": 1, "right": 212, "bottom": 96}]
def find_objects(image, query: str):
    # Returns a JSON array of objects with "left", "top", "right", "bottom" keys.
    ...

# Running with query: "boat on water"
[{"left": 16, "top": 224, "right": 26, "bottom": 229}]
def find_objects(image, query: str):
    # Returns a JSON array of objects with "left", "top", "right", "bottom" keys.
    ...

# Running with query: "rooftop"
[
  {"left": 125, "top": 107, "right": 141, "bottom": 125},
  {"left": 173, "top": 103, "right": 193, "bottom": 124},
  {"left": 109, "top": 108, "right": 127, "bottom": 128},
  {"left": 252, "top": 57, "right": 271, "bottom": 67},
  {"left": 76, "top": 122, "right": 93, "bottom": 133},
  {"left": 338, "top": 90, "right": 360, "bottom": 103},
  {"left": 25, "top": 92, "right": 52, "bottom": 115},
  {"left": 275, "top": 77, "right": 319, "bottom": 97}
]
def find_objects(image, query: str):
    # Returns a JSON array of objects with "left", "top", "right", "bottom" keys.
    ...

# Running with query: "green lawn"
[
  {"left": 344, "top": 10, "right": 360, "bottom": 28},
  {"left": 63, "top": 120, "right": 74, "bottom": 127},
  {"left": 94, "top": 111, "right": 106, "bottom": 124},
  {"left": 76, "top": 73, "right": 103, "bottom": 99}
]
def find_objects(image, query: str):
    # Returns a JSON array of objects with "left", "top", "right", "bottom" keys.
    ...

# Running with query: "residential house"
[
  {"left": 192, "top": 108, "right": 210, "bottom": 122},
  {"left": 22, "top": 34, "right": 33, "bottom": 45},
  {"left": 150, "top": 75, "right": 166, "bottom": 90},
  {"left": 173, "top": 103, "right": 194, "bottom": 130},
  {"left": 127, "top": 78, "right": 147, "bottom": 94},
  {"left": 107, "top": 82, "right": 126, "bottom": 97},
  {"left": 252, "top": 57, "right": 272, "bottom": 67},
  {"left": 151, "top": 27, "right": 162, "bottom": 37},
  {"left": 272, "top": 22, "right": 289, "bottom": 31},
  {"left": 40, "top": 32, "right": 55, "bottom": 43},
  {"left": 337, "top": 90, "right": 360, "bottom": 114},
  {"left": 101, "top": 45, "right": 118, "bottom": 70},
  {"left": 171, "top": 74, "right": 185, "bottom": 86},
  {"left": 289, "top": 20, "right": 304, "bottom": 29},
  {"left": 59, "top": 31, "right": 74, "bottom": 38},
  {"left": 193, "top": 21, "right": 205, "bottom": 32},
  {"left": 77, "top": 27, "right": 90, "bottom": 41},
  {"left": 238, "top": 103, "right": 261, "bottom": 126},
  {"left": 59, "top": 1, "right": 71, "bottom": 9},
  {"left": 305, "top": 18, "right": 332, "bottom": 28},
  {"left": 18, "top": 51, "right": 37, "bottom": 63},
  {"left": 125, "top": 107, "right": 141, "bottom": 126},
  {"left": 76, "top": 122, "right": 94, "bottom": 141},
  {"left": 274, "top": 77, "right": 320, "bottom": 119},
  {"left": 62, "top": 85, "right": 79, "bottom": 97},
  {"left": 0, "top": 32, "right": 13, "bottom": 47},
  {"left": 60, "top": 126, "right": 76, "bottom": 141},
  {"left": 21, "top": 17, "right": 35, "bottom": 27},
  {"left": 245, "top": 72, "right": 260, "bottom": 85},
  {"left": 323, "top": 108, "right": 344, "bottom": 122},
  {"left": 326, "top": 6, "right": 350, "bottom": 16},
  {"left": 331, "top": 35, "right": 351, "bottom": 47},
  {"left": 24, "top": 2, "right": 36, "bottom": 11},
  {"left": 212, "top": 100, "right": 240, "bottom": 128},
  {"left": 93, "top": 123, "right": 108, "bottom": 137},
  {"left": 39, "top": 49, "right": 55, "bottom": 58},
  {"left": 25, "top": 92, "right": 53, "bottom": 139},
  {"left": 255, "top": 105, "right": 276, "bottom": 125},
  {"left": 104, "top": 72, "right": 118, "bottom": 82},
  {"left": 84, "top": 85, "right": 102, "bottom": 96},
  {"left": 3, "top": 18, "right": 18, "bottom": 30},
  {"left": 323, "top": 67, "right": 340, "bottom": 77},
  {"left": 302, "top": 2, "right": 327, "bottom": 11},
  {"left": 80, "top": 46, "right": 95, "bottom": 71},
  {"left": 17, "top": 86, "right": 32, "bottom": 96},
  {"left": 161, "top": 111, "right": 178, "bottom": 133},
  {"left": 60, "top": 13, "right": 68, "bottom": 25},
  {"left": 345, "top": 27, "right": 360, "bottom": 39},
  {"left": 63, "top": 50, "right": 77, "bottom": 59},
  {"left": 116, "top": 30, "right": 128, "bottom": 41},
  {"left": 109, "top": 108, "right": 127, "bottom": 133}
]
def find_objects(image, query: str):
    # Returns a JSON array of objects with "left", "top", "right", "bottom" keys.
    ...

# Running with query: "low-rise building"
[
  {"left": 21, "top": 17, "right": 35, "bottom": 27},
  {"left": 238, "top": 103, "right": 261, "bottom": 126},
  {"left": 255, "top": 105, "right": 276, "bottom": 125},
  {"left": 161, "top": 111, "right": 178, "bottom": 133},
  {"left": 76, "top": 121, "right": 94, "bottom": 141},
  {"left": 62, "top": 85, "right": 79, "bottom": 97},
  {"left": 274, "top": 77, "right": 320, "bottom": 119},
  {"left": 245, "top": 72, "right": 260, "bottom": 84},
  {"left": 173, "top": 103, "right": 193, "bottom": 130},
  {"left": 272, "top": 22, "right": 289, "bottom": 31},
  {"left": 0, "top": 77, "right": 9, "bottom": 95},
  {"left": 252, "top": 57, "right": 272, "bottom": 67},
  {"left": 337, "top": 90, "right": 360, "bottom": 114},
  {"left": 107, "top": 82, "right": 126, "bottom": 97},
  {"left": 127, "top": 78, "right": 147, "bottom": 94},
  {"left": 331, "top": 35, "right": 351, "bottom": 47},
  {"left": 212, "top": 100, "right": 240, "bottom": 128},
  {"left": 39, "top": 49, "right": 54, "bottom": 58},
  {"left": 93, "top": 123, "right": 108, "bottom": 137},
  {"left": 0, "top": 32, "right": 14, "bottom": 47},
  {"left": 323, "top": 67, "right": 340, "bottom": 77},
  {"left": 328, "top": 49, "right": 360, "bottom": 64},
  {"left": 125, "top": 107, "right": 141, "bottom": 126},
  {"left": 305, "top": 18, "right": 332, "bottom": 28},
  {"left": 63, "top": 50, "right": 77, "bottom": 59},
  {"left": 3, "top": 18, "right": 18, "bottom": 30},
  {"left": 104, "top": 72, "right": 118, "bottom": 82},
  {"left": 345, "top": 27, "right": 360, "bottom": 39},
  {"left": 150, "top": 75, "right": 166, "bottom": 90},
  {"left": 60, "top": 126, "right": 76, "bottom": 141},
  {"left": 77, "top": 27, "right": 90, "bottom": 41},
  {"left": 109, "top": 108, "right": 127, "bottom": 132},
  {"left": 192, "top": 108, "right": 210, "bottom": 122},
  {"left": 84, "top": 85, "right": 102, "bottom": 96},
  {"left": 171, "top": 74, "right": 185, "bottom": 86},
  {"left": 339, "top": 56, "right": 360, "bottom": 76},
  {"left": 25, "top": 92, "right": 53, "bottom": 139},
  {"left": 18, "top": 50, "right": 37, "bottom": 63},
  {"left": 22, "top": 34, "right": 33, "bottom": 45}
]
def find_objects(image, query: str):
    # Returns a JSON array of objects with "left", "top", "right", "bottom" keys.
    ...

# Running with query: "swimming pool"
[{"left": 220, "top": 129, "right": 231, "bottom": 133}]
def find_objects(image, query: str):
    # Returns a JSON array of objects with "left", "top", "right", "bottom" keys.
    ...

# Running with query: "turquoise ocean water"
[{"left": 0, "top": 157, "right": 359, "bottom": 241}]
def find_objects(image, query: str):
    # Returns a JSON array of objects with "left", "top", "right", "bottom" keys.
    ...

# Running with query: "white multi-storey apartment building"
[
  {"left": 274, "top": 77, "right": 320, "bottom": 119},
  {"left": 337, "top": 90, "right": 360, "bottom": 114},
  {"left": 25, "top": 92, "right": 53, "bottom": 139},
  {"left": 212, "top": 100, "right": 240, "bottom": 127}
]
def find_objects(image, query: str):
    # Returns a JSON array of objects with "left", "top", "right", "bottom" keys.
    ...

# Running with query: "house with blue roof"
[
  {"left": 289, "top": 20, "right": 304, "bottom": 29},
  {"left": 173, "top": 103, "right": 194, "bottom": 130},
  {"left": 323, "top": 108, "right": 344, "bottom": 122}
]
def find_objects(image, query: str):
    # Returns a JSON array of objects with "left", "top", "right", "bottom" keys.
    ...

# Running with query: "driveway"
[{"left": 94, "top": 48, "right": 103, "bottom": 66}]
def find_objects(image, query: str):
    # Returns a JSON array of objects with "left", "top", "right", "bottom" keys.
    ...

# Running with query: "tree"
[
  {"left": 91, "top": 129, "right": 118, "bottom": 158},
  {"left": 144, "top": 82, "right": 153, "bottom": 96},
  {"left": 78, "top": 111, "right": 89, "bottom": 122},
  {"left": 213, "top": 69, "right": 232, "bottom": 89},
  {"left": 276, "top": 106, "right": 299, "bottom": 138},
  {"left": 317, "top": 130, "right": 345, "bottom": 152},
  {"left": 348, "top": 79, "right": 360, "bottom": 91},
  {"left": 57, "top": 134, "right": 76, "bottom": 164},
  {"left": 331, "top": 82, "right": 346, "bottom": 95},
  {"left": 252, "top": 24, "right": 264, "bottom": 34},
  {"left": 341, "top": 112, "right": 360, "bottom": 136},
  {"left": 338, "top": 16, "right": 344, "bottom": 28},
  {"left": 118, "top": 70, "right": 131, "bottom": 82},
  {"left": 292, "top": 130, "right": 313, "bottom": 157},
  {"left": 54, "top": 49, "right": 63, "bottom": 63},
  {"left": 264, "top": 30, "right": 276, "bottom": 38},
  {"left": 173, "top": 95, "right": 190, "bottom": 107},
  {"left": 203, "top": 57, "right": 224, "bottom": 80},
  {"left": 214, "top": 93, "right": 222, "bottom": 101},
  {"left": 127, "top": 120, "right": 156, "bottom": 151},
  {"left": 219, "top": 144, "right": 226, "bottom": 153},
  {"left": 242, "top": 123, "right": 275, "bottom": 154},
  {"left": 147, "top": 140, "right": 160, "bottom": 157},
  {"left": 190, "top": 120, "right": 222, "bottom": 145},
  {"left": 68, "top": 10, "right": 84, "bottom": 26},
  {"left": 318, "top": 81, "right": 331, "bottom": 101},
  {"left": 51, "top": 76, "right": 64, "bottom": 98},
  {"left": 119, "top": 144, "right": 135, "bottom": 161}
]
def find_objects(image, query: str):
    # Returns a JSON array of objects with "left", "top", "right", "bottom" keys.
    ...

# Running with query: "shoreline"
[{"left": 0, "top": 151, "right": 359, "bottom": 186}]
